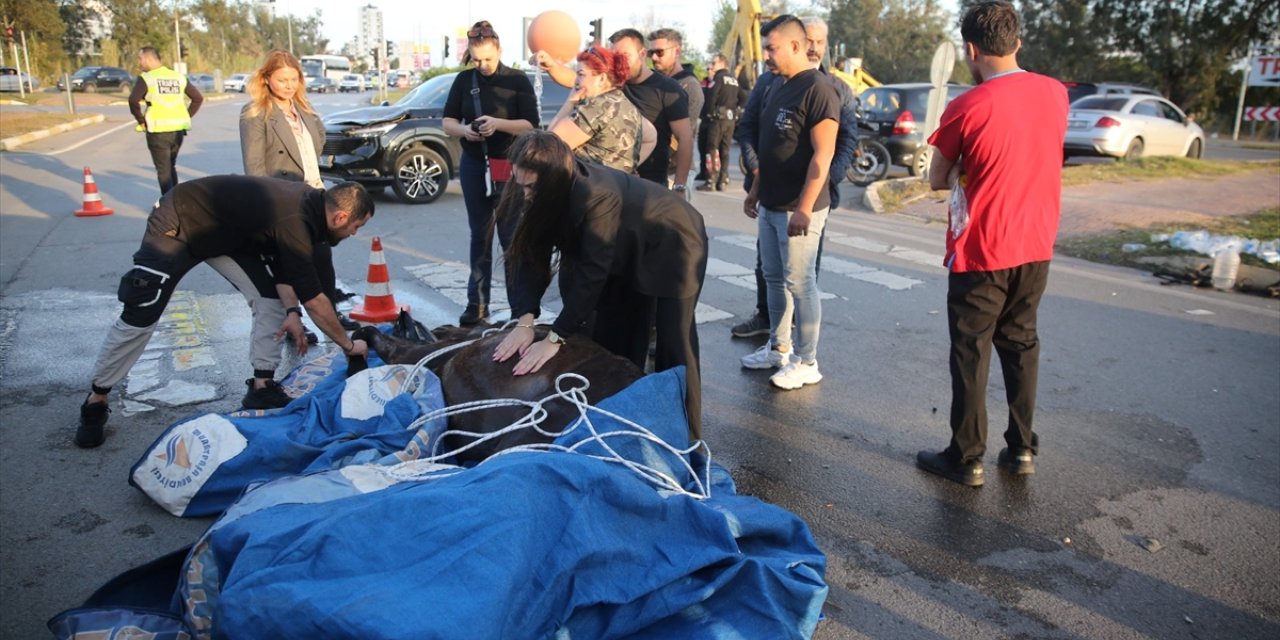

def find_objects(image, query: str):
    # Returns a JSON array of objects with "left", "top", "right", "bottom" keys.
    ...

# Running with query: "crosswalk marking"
[
  {"left": 714, "top": 233, "right": 933, "bottom": 291},
  {"left": 125, "top": 291, "right": 220, "bottom": 413}
]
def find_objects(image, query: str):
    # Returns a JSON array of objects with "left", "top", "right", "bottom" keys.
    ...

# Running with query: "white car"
[
  {"left": 1064, "top": 94, "right": 1205, "bottom": 161},
  {"left": 223, "top": 73, "right": 250, "bottom": 93},
  {"left": 338, "top": 74, "right": 365, "bottom": 93}
]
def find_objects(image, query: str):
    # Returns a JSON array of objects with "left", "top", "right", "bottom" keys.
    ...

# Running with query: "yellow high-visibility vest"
[{"left": 141, "top": 67, "right": 191, "bottom": 133}]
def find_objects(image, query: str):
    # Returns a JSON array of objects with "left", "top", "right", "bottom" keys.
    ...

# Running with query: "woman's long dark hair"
[{"left": 500, "top": 131, "right": 578, "bottom": 283}]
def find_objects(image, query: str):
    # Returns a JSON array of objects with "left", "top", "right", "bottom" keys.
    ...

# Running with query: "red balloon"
[{"left": 527, "top": 10, "right": 582, "bottom": 63}]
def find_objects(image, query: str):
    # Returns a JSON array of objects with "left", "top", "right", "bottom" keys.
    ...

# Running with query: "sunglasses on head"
[{"left": 467, "top": 26, "right": 498, "bottom": 40}]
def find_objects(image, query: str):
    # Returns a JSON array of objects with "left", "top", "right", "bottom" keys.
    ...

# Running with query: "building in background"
[{"left": 356, "top": 4, "right": 384, "bottom": 70}]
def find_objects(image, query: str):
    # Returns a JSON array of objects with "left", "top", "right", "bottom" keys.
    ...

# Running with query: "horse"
[{"left": 351, "top": 324, "right": 644, "bottom": 463}]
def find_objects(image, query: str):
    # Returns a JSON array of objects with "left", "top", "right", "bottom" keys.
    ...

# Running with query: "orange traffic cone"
[
  {"left": 74, "top": 167, "right": 114, "bottom": 217},
  {"left": 349, "top": 236, "right": 408, "bottom": 323}
]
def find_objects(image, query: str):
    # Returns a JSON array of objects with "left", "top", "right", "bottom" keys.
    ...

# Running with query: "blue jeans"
[
  {"left": 758, "top": 205, "right": 827, "bottom": 364},
  {"left": 460, "top": 153, "right": 516, "bottom": 309}
]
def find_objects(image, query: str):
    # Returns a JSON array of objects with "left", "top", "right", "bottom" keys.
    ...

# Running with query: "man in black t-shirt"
[
  {"left": 608, "top": 29, "right": 693, "bottom": 190},
  {"left": 74, "top": 176, "right": 376, "bottom": 449},
  {"left": 740, "top": 15, "right": 839, "bottom": 392},
  {"left": 647, "top": 29, "right": 703, "bottom": 187}
]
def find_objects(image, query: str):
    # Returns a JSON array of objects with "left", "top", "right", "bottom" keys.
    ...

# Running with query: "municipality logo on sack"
[
  {"left": 132, "top": 414, "right": 248, "bottom": 516},
  {"left": 341, "top": 365, "right": 414, "bottom": 421}
]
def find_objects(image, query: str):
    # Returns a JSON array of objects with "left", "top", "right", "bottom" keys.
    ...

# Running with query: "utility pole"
[{"left": 173, "top": 0, "right": 183, "bottom": 73}]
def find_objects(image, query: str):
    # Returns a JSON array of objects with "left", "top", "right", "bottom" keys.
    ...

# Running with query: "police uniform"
[
  {"left": 129, "top": 64, "right": 203, "bottom": 194},
  {"left": 700, "top": 68, "right": 745, "bottom": 190}
]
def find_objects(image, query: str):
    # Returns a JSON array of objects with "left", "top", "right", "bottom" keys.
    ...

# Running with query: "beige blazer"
[{"left": 239, "top": 101, "right": 325, "bottom": 183}]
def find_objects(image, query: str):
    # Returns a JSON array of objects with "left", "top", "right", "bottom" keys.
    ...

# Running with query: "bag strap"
[{"left": 470, "top": 71, "right": 495, "bottom": 197}]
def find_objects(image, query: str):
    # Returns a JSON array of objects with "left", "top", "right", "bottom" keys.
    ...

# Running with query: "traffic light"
[{"left": 589, "top": 18, "right": 603, "bottom": 46}]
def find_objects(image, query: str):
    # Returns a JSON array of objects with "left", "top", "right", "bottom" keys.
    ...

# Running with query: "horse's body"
[{"left": 353, "top": 325, "right": 644, "bottom": 462}]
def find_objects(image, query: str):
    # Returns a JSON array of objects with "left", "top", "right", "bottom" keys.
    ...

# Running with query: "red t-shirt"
[{"left": 928, "top": 71, "right": 1068, "bottom": 272}]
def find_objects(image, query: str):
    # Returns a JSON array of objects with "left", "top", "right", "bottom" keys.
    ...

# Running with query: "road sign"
[
  {"left": 1243, "top": 106, "right": 1280, "bottom": 121},
  {"left": 1249, "top": 56, "right": 1280, "bottom": 87}
]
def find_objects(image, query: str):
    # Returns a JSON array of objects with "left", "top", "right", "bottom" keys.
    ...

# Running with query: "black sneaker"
[
  {"left": 242, "top": 378, "right": 293, "bottom": 410},
  {"left": 695, "top": 182, "right": 716, "bottom": 192},
  {"left": 997, "top": 447, "right": 1036, "bottom": 475},
  {"left": 458, "top": 304, "right": 488, "bottom": 326},
  {"left": 730, "top": 312, "right": 770, "bottom": 338},
  {"left": 338, "top": 313, "right": 360, "bottom": 330},
  {"left": 75, "top": 400, "right": 109, "bottom": 449},
  {"left": 916, "top": 450, "right": 984, "bottom": 487},
  {"left": 304, "top": 329, "right": 319, "bottom": 345}
]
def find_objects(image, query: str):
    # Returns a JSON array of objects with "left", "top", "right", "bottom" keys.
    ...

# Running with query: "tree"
[
  {"left": 708, "top": 0, "right": 735, "bottom": 55},
  {"left": 828, "top": 0, "right": 956, "bottom": 84},
  {"left": 1093, "top": 0, "right": 1280, "bottom": 117},
  {"left": 102, "top": 0, "right": 172, "bottom": 65}
]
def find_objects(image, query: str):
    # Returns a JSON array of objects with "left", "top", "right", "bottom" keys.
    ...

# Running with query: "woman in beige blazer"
[{"left": 240, "top": 50, "right": 325, "bottom": 188}]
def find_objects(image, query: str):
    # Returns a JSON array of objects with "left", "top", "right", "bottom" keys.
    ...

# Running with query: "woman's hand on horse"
[
  {"left": 493, "top": 327, "right": 534, "bottom": 363},
  {"left": 512, "top": 340, "right": 561, "bottom": 376}
]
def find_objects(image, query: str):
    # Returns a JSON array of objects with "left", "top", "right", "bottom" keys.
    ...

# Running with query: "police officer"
[
  {"left": 128, "top": 46, "right": 203, "bottom": 195},
  {"left": 697, "top": 54, "right": 746, "bottom": 192}
]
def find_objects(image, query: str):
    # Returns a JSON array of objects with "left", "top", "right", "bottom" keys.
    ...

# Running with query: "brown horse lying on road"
[{"left": 351, "top": 325, "right": 644, "bottom": 463}]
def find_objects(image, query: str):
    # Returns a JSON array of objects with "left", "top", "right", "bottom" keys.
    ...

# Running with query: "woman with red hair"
[{"left": 547, "top": 46, "right": 655, "bottom": 173}]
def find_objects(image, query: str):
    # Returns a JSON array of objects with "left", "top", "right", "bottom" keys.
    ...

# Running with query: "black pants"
[
  {"left": 705, "top": 119, "right": 736, "bottom": 188},
  {"left": 461, "top": 153, "right": 517, "bottom": 309},
  {"left": 590, "top": 275, "right": 703, "bottom": 443},
  {"left": 145, "top": 131, "right": 185, "bottom": 195},
  {"left": 946, "top": 261, "right": 1051, "bottom": 464},
  {"left": 695, "top": 118, "right": 711, "bottom": 181}
]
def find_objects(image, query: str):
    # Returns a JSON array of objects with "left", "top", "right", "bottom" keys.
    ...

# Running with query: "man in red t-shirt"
[{"left": 916, "top": 0, "right": 1068, "bottom": 487}]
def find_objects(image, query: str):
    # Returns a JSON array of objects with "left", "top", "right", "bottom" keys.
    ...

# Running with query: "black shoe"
[
  {"left": 242, "top": 378, "right": 293, "bottom": 410},
  {"left": 458, "top": 304, "right": 488, "bottom": 326},
  {"left": 997, "top": 447, "right": 1036, "bottom": 475},
  {"left": 916, "top": 450, "right": 984, "bottom": 487},
  {"left": 730, "top": 312, "right": 770, "bottom": 338},
  {"left": 75, "top": 400, "right": 109, "bottom": 448},
  {"left": 338, "top": 313, "right": 360, "bottom": 331},
  {"left": 304, "top": 329, "right": 319, "bottom": 345},
  {"left": 695, "top": 182, "right": 716, "bottom": 192}
]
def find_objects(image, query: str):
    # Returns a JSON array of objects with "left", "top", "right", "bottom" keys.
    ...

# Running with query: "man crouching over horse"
[{"left": 491, "top": 130, "right": 709, "bottom": 441}]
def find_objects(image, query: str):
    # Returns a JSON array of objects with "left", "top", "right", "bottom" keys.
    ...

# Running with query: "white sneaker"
[
  {"left": 740, "top": 343, "right": 791, "bottom": 370},
  {"left": 770, "top": 360, "right": 822, "bottom": 390}
]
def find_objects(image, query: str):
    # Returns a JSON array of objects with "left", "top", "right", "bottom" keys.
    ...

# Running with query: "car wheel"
[
  {"left": 909, "top": 147, "right": 932, "bottom": 177},
  {"left": 391, "top": 147, "right": 448, "bottom": 204},
  {"left": 83, "top": 83, "right": 97, "bottom": 93},
  {"left": 1122, "top": 138, "right": 1144, "bottom": 162},
  {"left": 119, "top": 82, "right": 132, "bottom": 94},
  {"left": 1186, "top": 139, "right": 1203, "bottom": 159}
]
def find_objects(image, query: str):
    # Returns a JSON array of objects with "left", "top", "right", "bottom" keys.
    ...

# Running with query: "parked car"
[
  {"left": 0, "top": 67, "right": 37, "bottom": 92},
  {"left": 857, "top": 82, "right": 972, "bottom": 176},
  {"left": 320, "top": 71, "right": 569, "bottom": 203},
  {"left": 1061, "top": 81, "right": 1159, "bottom": 105},
  {"left": 223, "top": 73, "right": 251, "bottom": 93},
  {"left": 56, "top": 66, "right": 133, "bottom": 93},
  {"left": 187, "top": 73, "right": 216, "bottom": 93},
  {"left": 338, "top": 74, "right": 365, "bottom": 93},
  {"left": 307, "top": 76, "right": 337, "bottom": 93},
  {"left": 1064, "top": 94, "right": 1205, "bottom": 161}
]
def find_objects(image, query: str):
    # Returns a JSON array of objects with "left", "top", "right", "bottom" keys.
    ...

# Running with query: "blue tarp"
[{"left": 53, "top": 354, "right": 828, "bottom": 639}]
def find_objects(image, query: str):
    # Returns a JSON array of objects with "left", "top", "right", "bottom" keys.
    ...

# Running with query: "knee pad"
[{"left": 118, "top": 266, "right": 171, "bottom": 308}]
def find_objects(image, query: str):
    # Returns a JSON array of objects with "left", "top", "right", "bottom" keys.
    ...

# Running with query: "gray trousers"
[{"left": 90, "top": 200, "right": 286, "bottom": 392}]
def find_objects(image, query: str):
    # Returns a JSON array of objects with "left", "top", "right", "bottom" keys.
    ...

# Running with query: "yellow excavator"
[{"left": 719, "top": 0, "right": 879, "bottom": 94}]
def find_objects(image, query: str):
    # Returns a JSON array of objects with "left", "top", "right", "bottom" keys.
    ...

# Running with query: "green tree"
[
  {"left": 0, "top": 0, "right": 66, "bottom": 79},
  {"left": 709, "top": 0, "right": 736, "bottom": 55},
  {"left": 828, "top": 0, "right": 955, "bottom": 84},
  {"left": 1093, "top": 0, "right": 1280, "bottom": 117},
  {"left": 102, "top": 0, "right": 172, "bottom": 68}
]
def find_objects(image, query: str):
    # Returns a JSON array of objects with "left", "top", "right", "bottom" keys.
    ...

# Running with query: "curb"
[
  {"left": 0, "top": 113, "right": 105, "bottom": 151},
  {"left": 863, "top": 177, "right": 921, "bottom": 215}
]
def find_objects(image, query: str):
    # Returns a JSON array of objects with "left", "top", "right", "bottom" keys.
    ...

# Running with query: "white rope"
[{"left": 391, "top": 372, "right": 711, "bottom": 499}]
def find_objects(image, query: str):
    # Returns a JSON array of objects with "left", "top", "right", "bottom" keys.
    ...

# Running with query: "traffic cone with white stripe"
[
  {"left": 349, "top": 236, "right": 408, "bottom": 323},
  {"left": 74, "top": 167, "right": 114, "bottom": 217}
]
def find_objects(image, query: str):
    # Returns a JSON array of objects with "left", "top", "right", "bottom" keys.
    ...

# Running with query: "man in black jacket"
[
  {"left": 697, "top": 54, "right": 747, "bottom": 191},
  {"left": 75, "top": 177, "right": 375, "bottom": 448}
]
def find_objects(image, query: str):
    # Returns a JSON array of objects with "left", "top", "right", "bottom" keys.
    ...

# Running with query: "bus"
[{"left": 299, "top": 54, "right": 352, "bottom": 83}]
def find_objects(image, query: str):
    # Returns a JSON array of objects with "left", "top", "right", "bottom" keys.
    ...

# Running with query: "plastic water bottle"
[
  {"left": 1122, "top": 243, "right": 1146, "bottom": 253},
  {"left": 1212, "top": 244, "right": 1241, "bottom": 291}
]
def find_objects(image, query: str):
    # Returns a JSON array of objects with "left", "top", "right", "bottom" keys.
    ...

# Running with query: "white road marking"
[{"left": 714, "top": 233, "right": 928, "bottom": 291}]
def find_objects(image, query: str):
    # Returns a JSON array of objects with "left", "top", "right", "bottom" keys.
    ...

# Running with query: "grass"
[
  {"left": 0, "top": 111, "right": 91, "bottom": 139},
  {"left": 876, "top": 179, "right": 944, "bottom": 213},
  {"left": 1060, "top": 156, "right": 1278, "bottom": 186},
  {"left": 1055, "top": 207, "right": 1280, "bottom": 272}
]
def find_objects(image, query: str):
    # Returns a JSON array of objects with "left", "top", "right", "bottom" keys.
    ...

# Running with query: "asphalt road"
[{"left": 1, "top": 91, "right": 1277, "bottom": 639}]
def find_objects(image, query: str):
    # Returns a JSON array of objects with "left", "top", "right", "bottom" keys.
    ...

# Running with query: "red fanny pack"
[{"left": 489, "top": 158, "right": 513, "bottom": 183}]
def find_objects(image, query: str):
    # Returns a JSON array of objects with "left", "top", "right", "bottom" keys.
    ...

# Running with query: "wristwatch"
[
  {"left": 286, "top": 306, "right": 303, "bottom": 317},
  {"left": 546, "top": 329, "right": 566, "bottom": 345}
]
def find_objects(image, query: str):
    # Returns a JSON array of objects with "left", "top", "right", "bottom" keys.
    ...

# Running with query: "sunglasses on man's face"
[{"left": 649, "top": 47, "right": 676, "bottom": 58}]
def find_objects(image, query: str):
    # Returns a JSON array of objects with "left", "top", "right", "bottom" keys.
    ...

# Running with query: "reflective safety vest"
[{"left": 141, "top": 66, "right": 191, "bottom": 133}]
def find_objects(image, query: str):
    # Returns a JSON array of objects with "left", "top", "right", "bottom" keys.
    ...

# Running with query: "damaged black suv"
[{"left": 320, "top": 71, "right": 569, "bottom": 204}]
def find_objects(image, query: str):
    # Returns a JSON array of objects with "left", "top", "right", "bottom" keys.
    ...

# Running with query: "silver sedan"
[{"left": 1064, "top": 94, "right": 1205, "bottom": 161}]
